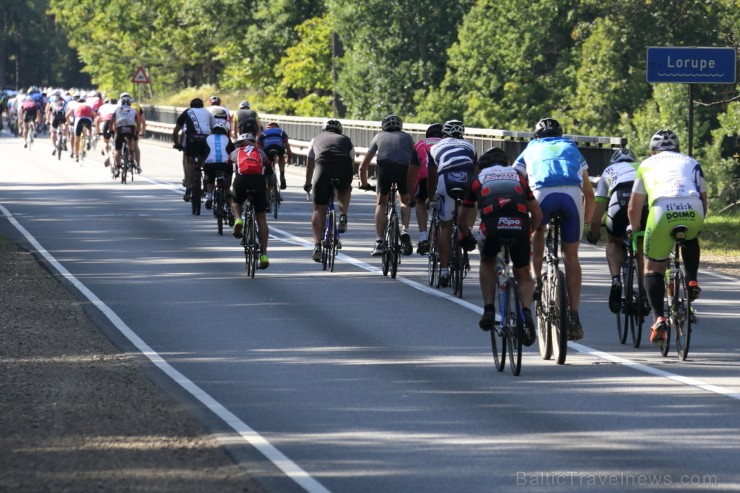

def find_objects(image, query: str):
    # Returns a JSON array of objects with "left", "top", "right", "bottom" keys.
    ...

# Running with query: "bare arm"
[
  {"left": 582, "top": 171, "right": 595, "bottom": 223},
  {"left": 358, "top": 150, "right": 375, "bottom": 187},
  {"left": 628, "top": 192, "right": 647, "bottom": 231}
]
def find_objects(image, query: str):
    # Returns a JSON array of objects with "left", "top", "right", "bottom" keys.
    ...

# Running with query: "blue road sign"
[{"left": 647, "top": 47, "right": 736, "bottom": 84}]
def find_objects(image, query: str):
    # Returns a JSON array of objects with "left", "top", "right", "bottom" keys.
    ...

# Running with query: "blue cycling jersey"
[
  {"left": 259, "top": 127, "right": 287, "bottom": 150},
  {"left": 513, "top": 136, "right": 587, "bottom": 190}
]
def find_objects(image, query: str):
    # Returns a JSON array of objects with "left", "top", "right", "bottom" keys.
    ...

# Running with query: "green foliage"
[{"left": 702, "top": 214, "right": 740, "bottom": 254}]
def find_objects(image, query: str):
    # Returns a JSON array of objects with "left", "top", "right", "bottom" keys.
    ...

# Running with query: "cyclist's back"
[{"left": 234, "top": 101, "right": 259, "bottom": 136}]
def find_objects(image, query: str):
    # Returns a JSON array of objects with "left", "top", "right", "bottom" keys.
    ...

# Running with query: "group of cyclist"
[{"left": 4, "top": 86, "right": 146, "bottom": 172}]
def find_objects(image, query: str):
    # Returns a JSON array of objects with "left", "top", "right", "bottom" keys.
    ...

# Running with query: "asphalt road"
[{"left": 2, "top": 133, "right": 739, "bottom": 493}]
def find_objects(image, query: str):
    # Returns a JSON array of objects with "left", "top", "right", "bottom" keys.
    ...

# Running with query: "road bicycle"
[
  {"left": 120, "top": 137, "right": 136, "bottom": 184},
  {"left": 320, "top": 178, "right": 342, "bottom": 272},
  {"left": 536, "top": 214, "right": 569, "bottom": 365},
  {"left": 25, "top": 121, "right": 36, "bottom": 151},
  {"left": 427, "top": 200, "right": 441, "bottom": 287},
  {"left": 490, "top": 239, "right": 525, "bottom": 376},
  {"left": 618, "top": 230, "right": 647, "bottom": 347},
  {"left": 240, "top": 190, "right": 260, "bottom": 279},
  {"left": 212, "top": 172, "right": 231, "bottom": 236},
  {"left": 448, "top": 187, "right": 470, "bottom": 298},
  {"left": 661, "top": 226, "right": 697, "bottom": 360},
  {"left": 190, "top": 155, "right": 204, "bottom": 215},
  {"left": 382, "top": 180, "right": 402, "bottom": 278},
  {"left": 54, "top": 126, "right": 67, "bottom": 162},
  {"left": 267, "top": 151, "right": 281, "bottom": 220}
]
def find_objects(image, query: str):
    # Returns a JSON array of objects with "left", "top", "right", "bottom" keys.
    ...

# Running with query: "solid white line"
[
  {"left": 269, "top": 226, "right": 740, "bottom": 402},
  {"left": 0, "top": 204, "right": 330, "bottom": 493}
]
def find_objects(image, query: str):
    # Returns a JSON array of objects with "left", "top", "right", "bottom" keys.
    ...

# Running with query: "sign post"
[
  {"left": 646, "top": 47, "right": 736, "bottom": 156},
  {"left": 131, "top": 66, "right": 151, "bottom": 103}
]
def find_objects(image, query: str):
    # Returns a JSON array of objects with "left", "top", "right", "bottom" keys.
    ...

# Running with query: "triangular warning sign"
[{"left": 131, "top": 66, "right": 150, "bottom": 84}]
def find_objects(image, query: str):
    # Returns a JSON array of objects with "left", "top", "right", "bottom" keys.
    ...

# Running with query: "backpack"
[{"left": 237, "top": 145, "right": 263, "bottom": 175}]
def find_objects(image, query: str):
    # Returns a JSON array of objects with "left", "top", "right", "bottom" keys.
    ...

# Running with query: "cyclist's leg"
[
  {"left": 311, "top": 167, "right": 331, "bottom": 244},
  {"left": 334, "top": 164, "right": 353, "bottom": 229},
  {"left": 415, "top": 178, "right": 429, "bottom": 248},
  {"left": 113, "top": 131, "right": 124, "bottom": 172},
  {"left": 642, "top": 201, "right": 675, "bottom": 323}
]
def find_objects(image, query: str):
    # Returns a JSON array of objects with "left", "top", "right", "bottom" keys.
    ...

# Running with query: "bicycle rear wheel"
[
  {"left": 390, "top": 212, "right": 400, "bottom": 279},
  {"left": 490, "top": 293, "right": 506, "bottom": 372},
  {"left": 536, "top": 274, "right": 553, "bottom": 360},
  {"left": 214, "top": 188, "right": 224, "bottom": 236},
  {"left": 451, "top": 235, "right": 463, "bottom": 297},
  {"left": 322, "top": 209, "right": 334, "bottom": 271},
  {"left": 674, "top": 268, "right": 692, "bottom": 360},
  {"left": 551, "top": 269, "right": 568, "bottom": 365},
  {"left": 381, "top": 216, "right": 392, "bottom": 277},
  {"left": 660, "top": 278, "right": 674, "bottom": 357},
  {"left": 191, "top": 166, "right": 202, "bottom": 215},
  {"left": 121, "top": 147, "right": 129, "bottom": 184},
  {"left": 427, "top": 215, "right": 439, "bottom": 287},
  {"left": 505, "top": 279, "right": 523, "bottom": 376},
  {"left": 618, "top": 260, "right": 631, "bottom": 345},
  {"left": 630, "top": 256, "right": 645, "bottom": 348}
]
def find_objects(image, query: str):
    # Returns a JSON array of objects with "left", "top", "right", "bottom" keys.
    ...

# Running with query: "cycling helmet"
[
  {"left": 266, "top": 121, "right": 279, "bottom": 128},
  {"left": 533, "top": 117, "right": 563, "bottom": 138},
  {"left": 442, "top": 119, "right": 464, "bottom": 138},
  {"left": 239, "top": 100, "right": 250, "bottom": 109},
  {"left": 120, "top": 96, "right": 132, "bottom": 106},
  {"left": 610, "top": 148, "right": 637, "bottom": 164},
  {"left": 236, "top": 133, "right": 256, "bottom": 144},
  {"left": 381, "top": 114, "right": 403, "bottom": 131},
  {"left": 211, "top": 121, "right": 228, "bottom": 134},
  {"left": 426, "top": 123, "right": 443, "bottom": 138},
  {"left": 478, "top": 147, "right": 509, "bottom": 169},
  {"left": 209, "top": 95, "right": 221, "bottom": 105},
  {"left": 649, "top": 129, "right": 679, "bottom": 152},
  {"left": 119, "top": 92, "right": 131, "bottom": 100},
  {"left": 189, "top": 98, "right": 204, "bottom": 108},
  {"left": 322, "top": 119, "right": 343, "bottom": 134}
]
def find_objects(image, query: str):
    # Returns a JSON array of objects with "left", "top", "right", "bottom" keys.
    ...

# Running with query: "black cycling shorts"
[
  {"left": 377, "top": 163, "right": 409, "bottom": 196},
  {"left": 264, "top": 145, "right": 285, "bottom": 159},
  {"left": 204, "top": 162, "right": 233, "bottom": 189},
  {"left": 185, "top": 134, "right": 209, "bottom": 159},
  {"left": 232, "top": 174, "right": 268, "bottom": 213},
  {"left": 606, "top": 182, "right": 647, "bottom": 237},
  {"left": 312, "top": 164, "right": 353, "bottom": 206},
  {"left": 114, "top": 126, "right": 136, "bottom": 150},
  {"left": 479, "top": 214, "right": 531, "bottom": 269}
]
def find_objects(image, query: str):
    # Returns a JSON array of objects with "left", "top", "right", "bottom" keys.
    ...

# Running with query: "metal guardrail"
[{"left": 143, "top": 105, "right": 623, "bottom": 177}]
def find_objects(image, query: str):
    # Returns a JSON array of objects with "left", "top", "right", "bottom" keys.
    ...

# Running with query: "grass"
[{"left": 702, "top": 214, "right": 740, "bottom": 255}]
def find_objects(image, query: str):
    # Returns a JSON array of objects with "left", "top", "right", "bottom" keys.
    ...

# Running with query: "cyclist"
[
  {"left": 47, "top": 96, "right": 68, "bottom": 156},
  {"left": 512, "top": 117, "right": 595, "bottom": 341},
  {"left": 359, "top": 115, "right": 416, "bottom": 256},
  {"left": 96, "top": 98, "right": 117, "bottom": 167},
  {"left": 259, "top": 121, "right": 293, "bottom": 190},
  {"left": 204, "top": 121, "right": 235, "bottom": 210},
  {"left": 130, "top": 97, "right": 146, "bottom": 172},
  {"left": 305, "top": 119, "right": 355, "bottom": 262},
  {"left": 426, "top": 119, "right": 478, "bottom": 287},
  {"left": 627, "top": 129, "right": 707, "bottom": 345},
  {"left": 460, "top": 147, "right": 543, "bottom": 344},
  {"left": 408, "top": 123, "right": 443, "bottom": 254},
  {"left": 19, "top": 95, "right": 41, "bottom": 148},
  {"left": 172, "top": 98, "right": 215, "bottom": 202},
  {"left": 587, "top": 147, "right": 648, "bottom": 313},
  {"left": 207, "top": 95, "right": 230, "bottom": 130},
  {"left": 232, "top": 100, "right": 260, "bottom": 139},
  {"left": 229, "top": 133, "right": 271, "bottom": 270},
  {"left": 63, "top": 94, "right": 79, "bottom": 158},
  {"left": 109, "top": 95, "right": 140, "bottom": 178},
  {"left": 71, "top": 95, "right": 95, "bottom": 162}
]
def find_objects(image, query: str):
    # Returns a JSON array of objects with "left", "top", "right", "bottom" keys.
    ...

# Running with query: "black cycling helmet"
[
  {"left": 322, "top": 119, "right": 343, "bottom": 134},
  {"left": 533, "top": 117, "right": 563, "bottom": 138},
  {"left": 190, "top": 98, "right": 204, "bottom": 108},
  {"left": 478, "top": 147, "right": 509, "bottom": 169},
  {"left": 381, "top": 114, "right": 402, "bottom": 131},
  {"left": 425, "top": 123, "right": 443, "bottom": 138},
  {"left": 649, "top": 129, "right": 679, "bottom": 152},
  {"left": 442, "top": 120, "right": 464, "bottom": 138},
  {"left": 610, "top": 148, "right": 637, "bottom": 164}
]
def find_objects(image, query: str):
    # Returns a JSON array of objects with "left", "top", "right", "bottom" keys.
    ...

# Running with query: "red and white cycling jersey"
[
  {"left": 97, "top": 103, "right": 116, "bottom": 122},
  {"left": 74, "top": 103, "right": 94, "bottom": 120}
]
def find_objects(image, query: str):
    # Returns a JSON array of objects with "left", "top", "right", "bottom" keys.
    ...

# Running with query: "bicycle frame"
[
  {"left": 242, "top": 192, "right": 260, "bottom": 278},
  {"left": 491, "top": 240, "right": 524, "bottom": 376},
  {"left": 662, "top": 227, "right": 694, "bottom": 360},
  {"left": 448, "top": 188, "right": 470, "bottom": 298},
  {"left": 382, "top": 181, "right": 401, "bottom": 278},
  {"left": 537, "top": 215, "right": 568, "bottom": 364},
  {"left": 427, "top": 201, "right": 441, "bottom": 287},
  {"left": 321, "top": 179, "right": 341, "bottom": 272}
]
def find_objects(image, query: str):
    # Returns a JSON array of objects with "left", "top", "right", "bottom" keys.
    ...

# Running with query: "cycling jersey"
[
  {"left": 513, "top": 136, "right": 587, "bottom": 189},
  {"left": 632, "top": 151, "right": 706, "bottom": 206},
  {"left": 234, "top": 109, "right": 258, "bottom": 135},
  {"left": 308, "top": 131, "right": 355, "bottom": 206},
  {"left": 594, "top": 161, "right": 638, "bottom": 202},
  {"left": 412, "top": 137, "right": 440, "bottom": 182},
  {"left": 113, "top": 105, "right": 138, "bottom": 128},
  {"left": 74, "top": 103, "right": 94, "bottom": 120},
  {"left": 207, "top": 105, "right": 230, "bottom": 126},
  {"left": 367, "top": 130, "right": 415, "bottom": 165},
  {"left": 259, "top": 127, "right": 289, "bottom": 152},
  {"left": 428, "top": 137, "right": 476, "bottom": 172},
  {"left": 97, "top": 103, "right": 116, "bottom": 122},
  {"left": 176, "top": 107, "right": 215, "bottom": 136},
  {"left": 205, "top": 134, "right": 234, "bottom": 164}
]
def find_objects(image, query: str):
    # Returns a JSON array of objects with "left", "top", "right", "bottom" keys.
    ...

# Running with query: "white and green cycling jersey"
[{"left": 633, "top": 151, "right": 707, "bottom": 261}]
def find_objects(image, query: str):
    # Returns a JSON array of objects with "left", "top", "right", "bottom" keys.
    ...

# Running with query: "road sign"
[
  {"left": 131, "top": 66, "right": 150, "bottom": 84},
  {"left": 647, "top": 47, "right": 736, "bottom": 84}
]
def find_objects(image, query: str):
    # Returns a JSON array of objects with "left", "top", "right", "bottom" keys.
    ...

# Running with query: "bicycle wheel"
[
  {"left": 551, "top": 269, "right": 568, "bottom": 365},
  {"left": 427, "top": 216, "right": 439, "bottom": 287},
  {"left": 660, "top": 277, "right": 674, "bottom": 357},
  {"left": 121, "top": 147, "right": 129, "bottom": 184},
  {"left": 381, "top": 216, "right": 392, "bottom": 277},
  {"left": 390, "top": 212, "right": 400, "bottom": 279},
  {"left": 505, "top": 279, "right": 523, "bottom": 376},
  {"left": 272, "top": 185, "right": 279, "bottom": 220},
  {"left": 329, "top": 212, "right": 338, "bottom": 273},
  {"left": 630, "top": 256, "right": 644, "bottom": 348},
  {"left": 214, "top": 188, "right": 224, "bottom": 236},
  {"left": 674, "top": 268, "right": 692, "bottom": 360},
  {"left": 322, "top": 209, "right": 334, "bottom": 271},
  {"left": 251, "top": 215, "right": 260, "bottom": 278},
  {"left": 191, "top": 166, "right": 202, "bottom": 216},
  {"left": 490, "top": 287, "right": 506, "bottom": 372},
  {"left": 536, "top": 273, "right": 553, "bottom": 360},
  {"left": 618, "top": 260, "right": 631, "bottom": 345},
  {"left": 451, "top": 234, "right": 464, "bottom": 298},
  {"left": 127, "top": 153, "right": 135, "bottom": 182}
]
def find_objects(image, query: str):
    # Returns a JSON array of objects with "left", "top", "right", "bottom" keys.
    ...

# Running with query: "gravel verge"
[{"left": 0, "top": 236, "right": 259, "bottom": 493}]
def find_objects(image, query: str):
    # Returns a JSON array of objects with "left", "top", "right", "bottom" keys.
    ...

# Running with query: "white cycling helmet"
[
  {"left": 236, "top": 133, "right": 256, "bottom": 144},
  {"left": 442, "top": 119, "right": 464, "bottom": 138},
  {"left": 610, "top": 148, "right": 637, "bottom": 164},
  {"left": 649, "top": 129, "right": 679, "bottom": 152}
]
